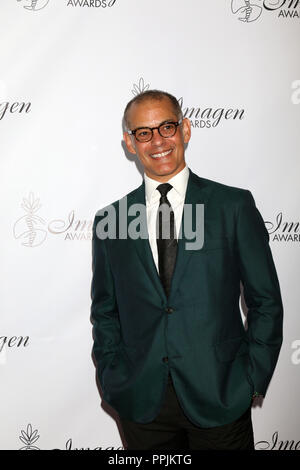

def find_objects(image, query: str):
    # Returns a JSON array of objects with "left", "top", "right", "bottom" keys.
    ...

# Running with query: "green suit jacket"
[{"left": 91, "top": 169, "right": 283, "bottom": 427}]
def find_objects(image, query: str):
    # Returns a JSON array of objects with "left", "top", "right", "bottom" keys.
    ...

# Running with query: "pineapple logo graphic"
[
  {"left": 231, "top": 0, "right": 263, "bottom": 22},
  {"left": 19, "top": 424, "right": 40, "bottom": 450},
  {"left": 17, "top": 0, "right": 50, "bottom": 11},
  {"left": 131, "top": 77, "right": 150, "bottom": 97},
  {"left": 13, "top": 192, "right": 47, "bottom": 247}
]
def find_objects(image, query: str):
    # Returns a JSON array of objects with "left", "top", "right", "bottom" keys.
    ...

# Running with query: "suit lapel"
[
  {"left": 169, "top": 170, "right": 211, "bottom": 300},
  {"left": 127, "top": 182, "right": 167, "bottom": 300}
]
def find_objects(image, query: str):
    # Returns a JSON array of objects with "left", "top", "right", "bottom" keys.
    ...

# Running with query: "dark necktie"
[{"left": 156, "top": 183, "right": 178, "bottom": 298}]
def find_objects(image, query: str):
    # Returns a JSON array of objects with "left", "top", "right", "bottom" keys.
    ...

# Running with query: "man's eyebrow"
[{"left": 133, "top": 119, "right": 177, "bottom": 129}]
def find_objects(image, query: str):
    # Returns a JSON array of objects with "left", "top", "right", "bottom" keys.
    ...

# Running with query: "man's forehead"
[{"left": 128, "top": 97, "right": 177, "bottom": 127}]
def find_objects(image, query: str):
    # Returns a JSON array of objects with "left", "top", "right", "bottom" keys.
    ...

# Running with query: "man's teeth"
[{"left": 151, "top": 149, "right": 172, "bottom": 159}]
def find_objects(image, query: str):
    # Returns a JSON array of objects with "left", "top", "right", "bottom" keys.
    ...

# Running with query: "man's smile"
[{"left": 150, "top": 148, "right": 173, "bottom": 159}]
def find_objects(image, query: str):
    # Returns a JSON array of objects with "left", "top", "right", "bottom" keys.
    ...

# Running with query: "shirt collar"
[{"left": 144, "top": 165, "right": 190, "bottom": 204}]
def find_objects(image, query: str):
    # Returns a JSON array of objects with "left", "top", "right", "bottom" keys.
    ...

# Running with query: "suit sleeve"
[
  {"left": 90, "top": 215, "right": 121, "bottom": 389},
  {"left": 236, "top": 190, "right": 283, "bottom": 396}
]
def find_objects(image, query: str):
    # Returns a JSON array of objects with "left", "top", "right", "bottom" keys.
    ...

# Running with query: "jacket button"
[
  {"left": 162, "top": 357, "right": 168, "bottom": 363},
  {"left": 165, "top": 307, "right": 174, "bottom": 314}
]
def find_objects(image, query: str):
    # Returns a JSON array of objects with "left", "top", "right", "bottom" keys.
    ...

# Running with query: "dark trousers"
[{"left": 119, "top": 373, "right": 255, "bottom": 450}]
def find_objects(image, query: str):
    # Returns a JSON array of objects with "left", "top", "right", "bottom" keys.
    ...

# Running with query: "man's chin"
[{"left": 145, "top": 164, "right": 185, "bottom": 181}]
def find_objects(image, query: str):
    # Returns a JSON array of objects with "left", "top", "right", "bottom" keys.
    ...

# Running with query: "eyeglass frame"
[{"left": 127, "top": 119, "right": 183, "bottom": 142}]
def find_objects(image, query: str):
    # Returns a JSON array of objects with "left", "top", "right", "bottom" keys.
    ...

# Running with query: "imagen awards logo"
[{"left": 17, "top": 0, "right": 50, "bottom": 11}]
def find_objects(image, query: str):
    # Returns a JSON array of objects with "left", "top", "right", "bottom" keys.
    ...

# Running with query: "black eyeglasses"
[{"left": 127, "top": 120, "right": 182, "bottom": 143}]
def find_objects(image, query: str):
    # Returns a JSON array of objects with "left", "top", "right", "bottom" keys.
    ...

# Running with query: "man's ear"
[
  {"left": 123, "top": 132, "right": 137, "bottom": 155},
  {"left": 182, "top": 118, "right": 191, "bottom": 144}
]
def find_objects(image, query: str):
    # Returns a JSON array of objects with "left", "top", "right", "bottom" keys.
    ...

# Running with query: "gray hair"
[{"left": 123, "top": 89, "right": 183, "bottom": 130}]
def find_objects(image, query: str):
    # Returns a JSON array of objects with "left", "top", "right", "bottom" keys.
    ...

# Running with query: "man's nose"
[{"left": 151, "top": 128, "right": 164, "bottom": 146}]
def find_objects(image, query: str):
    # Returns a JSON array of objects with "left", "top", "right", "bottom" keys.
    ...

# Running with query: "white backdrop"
[{"left": 0, "top": 0, "right": 299, "bottom": 450}]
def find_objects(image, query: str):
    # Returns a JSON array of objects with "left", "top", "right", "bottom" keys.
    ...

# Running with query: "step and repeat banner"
[{"left": 0, "top": 0, "right": 299, "bottom": 450}]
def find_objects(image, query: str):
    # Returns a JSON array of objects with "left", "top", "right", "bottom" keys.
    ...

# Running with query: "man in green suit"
[{"left": 91, "top": 90, "right": 283, "bottom": 450}]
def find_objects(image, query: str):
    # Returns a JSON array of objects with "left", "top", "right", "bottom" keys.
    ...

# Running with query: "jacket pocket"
[
  {"left": 189, "top": 236, "right": 233, "bottom": 253},
  {"left": 215, "top": 336, "right": 248, "bottom": 362}
]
